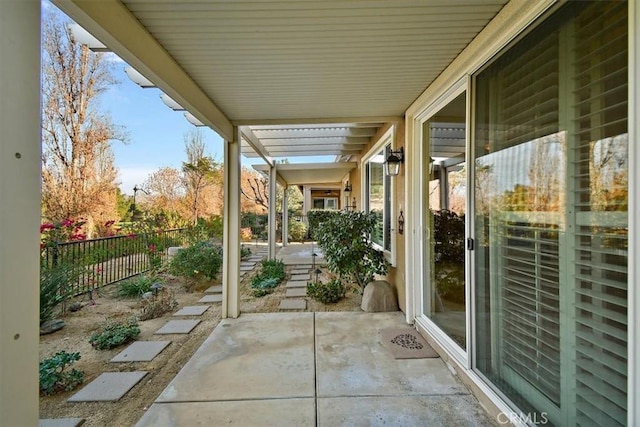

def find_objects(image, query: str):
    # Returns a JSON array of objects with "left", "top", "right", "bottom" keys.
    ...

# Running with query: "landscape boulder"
[
  {"left": 40, "top": 319, "right": 65, "bottom": 335},
  {"left": 361, "top": 280, "right": 399, "bottom": 312}
]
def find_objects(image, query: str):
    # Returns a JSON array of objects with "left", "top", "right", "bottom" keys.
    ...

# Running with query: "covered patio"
[{"left": 136, "top": 312, "right": 493, "bottom": 426}]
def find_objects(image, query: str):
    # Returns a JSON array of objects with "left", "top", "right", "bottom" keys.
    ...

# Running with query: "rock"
[
  {"left": 142, "top": 291, "right": 153, "bottom": 300},
  {"left": 167, "top": 247, "right": 184, "bottom": 260},
  {"left": 360, "top": 280, "right": 399, "bottom": 312},
  {"left": 69, "top": 302, "right": 83, "bottom": 312},
  {"left": 40, "top": 319, "right": 65, "bottom": 335}
]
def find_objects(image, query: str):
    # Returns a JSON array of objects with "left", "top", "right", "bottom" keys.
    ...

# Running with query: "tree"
[
  {"left": 182, "top": 130, "right": 221, "bottom": 224},
  {"left": 142, "top": 166, "right": 186, "bottom": 218},
  {"left": 41, "top": 12, "right": 126, "bottom": 234},
  {"left": 240, "top": 166, "right": 303, "bottom": 214}
]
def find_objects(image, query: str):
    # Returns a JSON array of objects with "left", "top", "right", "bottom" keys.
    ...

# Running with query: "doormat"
[{"left": 380, "top": 328, "right": 439, "bottom": 359}]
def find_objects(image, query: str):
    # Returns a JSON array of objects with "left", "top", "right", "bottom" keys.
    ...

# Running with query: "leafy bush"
[
  {"left": 117, "top": 274, "right": 156, "bottom": 297},
  {"left": 40, "top": 262, "right": 80, "bottom": 325},
  {"left": 138, "top": 288, "right": 178, "bottom": 320},
  {"left": 307, "top": 279, "right": 346, "bottom": 304},
  {"left": 169, "top": 241, "right": 222, "bottom": 280},
  {"left": 89, "top": 318, "right": 140, "bottom": 350},
  {"left": 250, "top": 259, "right": 286, "bottom": 297},
  {"left": 315, "top": 211, "right": 389, "bottom": 293},
  {"left": 241, "top": 245, "right": 252, "bottom": 259},
  {"left": 39, "top": 351, "right": 85, "bottom": 396},
  {"left": 307, "top": 209, "right": 341, "bottom": 240},
  {"left": 288, "top": 220, "right": 307, "bottom": 242}
]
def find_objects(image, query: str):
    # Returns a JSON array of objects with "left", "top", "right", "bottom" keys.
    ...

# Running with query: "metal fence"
[{"left": 41, "top": 228, "right": 188, "bottom": 295}]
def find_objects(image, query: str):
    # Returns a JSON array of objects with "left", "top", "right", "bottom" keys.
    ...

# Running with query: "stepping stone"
[
  {"left": 198, "top": 294, "right": 223, "bottom": 303},
  {"left": 39, "top": 419, "right": 85, "bottom": 427},
  {"left": 290, "top": 269, "right": 310, "bottom": 275},
  {"left": 240, "top": 266, "right": 254, "bottom": 272},
  {"left": 285, "top": 288, "right": 307, "bottom": 298},
  {"left": 295, "top": 264, "right": 312, "bottom": 269},
  {"left": 285, "top": 281, "right": 308, "bottom": 289},
  {"left": 155, "top": 320, "right": 200, "bottom": 335},
  {"left": 173, "top": 305, "right": 209, "bottom": 316},
  {"left": 68, "top": 372, "right": 147, "bottom": 402},
  {"left": 111, "top": 341, "right": 171, "bottom": 362},
  {"left": 291, "top": 274, "right": 310, "bottom": 281},
  {"left": 248, "top": 257, "right": 263, "bottom": 261},
  {"left": 241, "top": 262, "right": 256, "bottom": 267},
  {"left": 279, "top": 299, "right": 306, "bottom": 310},
  {"left": 204, "top": 285, "right": 222, "bottom": 294}
]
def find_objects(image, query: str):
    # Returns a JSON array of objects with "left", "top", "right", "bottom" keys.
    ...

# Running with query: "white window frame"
[{"left": 362, "top": 127, "right": 396, "bottom": 266}]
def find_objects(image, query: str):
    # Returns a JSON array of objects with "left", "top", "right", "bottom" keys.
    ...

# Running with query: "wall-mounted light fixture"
[
  {"left": 398, "top": 210, "right": 405, "bottom": 235},
  {"left": 384, "top": 147, "right": 404, "bottom": 177},
  {"left": 343, "top": 181, "right": 357, "bottom": 210}
]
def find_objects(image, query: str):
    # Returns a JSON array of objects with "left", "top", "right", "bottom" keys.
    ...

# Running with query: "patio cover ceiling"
[
  {"left": 253, "top": 162, "right": 357, "bottom": 186},
  {"left": 54, "top": 0, "right": 508, "bottom": 170}
]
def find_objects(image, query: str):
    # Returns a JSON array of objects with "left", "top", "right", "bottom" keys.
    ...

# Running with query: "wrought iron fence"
[{"left": 41, "top": 228, "right": 188, "bottom": 295}]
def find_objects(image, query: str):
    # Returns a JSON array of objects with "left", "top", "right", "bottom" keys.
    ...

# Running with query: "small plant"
[
  {"left": 89, "top": 318, "right": 140, "bottom": 350},
  {"left": 138, "top": 288, "right": 178, "bottom": 321},
  {"left": 241, "top": 245, "right": 252, "bottom": 259},
  {"left": 250, "top": 259, "right": 286, "bottom": 297},
  {"left": 117, "top": 274, "right": 156, "bottom": 297},
  {"left": 39, "top": 351, "right": 84, "bottom": 395},
  {"left": 169, "top": 241, "right": 222, "bottom": 280},
  {"left": 39, "top": 262, "right": 81, "bottom": 325},
  {"left": 307, "top": 278, "right": 346, "bottom": 304}
]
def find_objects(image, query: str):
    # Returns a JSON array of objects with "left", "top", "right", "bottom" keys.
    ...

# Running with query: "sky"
[{"left": 46, "top": 1, "right": 335, "bottom": 196}]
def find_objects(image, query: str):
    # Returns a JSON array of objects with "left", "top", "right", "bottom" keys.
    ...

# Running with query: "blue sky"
[{"left": 47, "top": 1, "right": 335, "bottom": 195}]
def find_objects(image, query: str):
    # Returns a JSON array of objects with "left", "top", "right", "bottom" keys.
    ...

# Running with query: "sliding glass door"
[{"left": 473, "top": 2, "right": 628, "bottom": 425}]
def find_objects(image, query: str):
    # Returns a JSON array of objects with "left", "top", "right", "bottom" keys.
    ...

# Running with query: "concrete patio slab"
[
  {"left": 111, "top": 341, "right": 171, "bottom": 362},
  {"left": 136, "top": 398, "right": 315, "bottom": 427},
  {"left": 68, "top": 372, "right": 147, "bottom": 402},
  {"left": 286, "top": 288, "right": 307, "bottom": 298},
  {"left": 276, "top": 244, "right": 326, "bottom": 265},
  {"left": 317, "top": 395, "right": 495, "bottom": 427},
  {"left": 290, "top": 274, "right": 310, "bottom": 281},
  {"left": 173, "top": 305, "right": 209, "bottom": 316},
  {"left": 285, "top": 280, "right": 308, "bottom": 288},
  {"left": 155, "top": 313, "right": 315, "bottom": 402},
  {"left": 39, "top": 418, "right": 85, "bottom": 427},
  {"left": 279, "top": 299, "right": 306, "bottom": 310},
  {"left": 198, "top": 294, "right": 222, "bottom": 303},
  {"left": 315, "top": 312, "right": 468, "bottom": 397},
  {"left": 155, "top": 320, "right": 200, "bottom": 335},
  {"left": 204, "top": 285, "right": 222, "bottom": 294}
]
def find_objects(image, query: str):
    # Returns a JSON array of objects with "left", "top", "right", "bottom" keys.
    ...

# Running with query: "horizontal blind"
[{"left": 570, "top": 2, "right": 628, "bottom": 426}]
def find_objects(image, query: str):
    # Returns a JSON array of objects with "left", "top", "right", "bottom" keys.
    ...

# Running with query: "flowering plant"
[{"left": 40, "top": 218, "right": 87, "bottom": 250}]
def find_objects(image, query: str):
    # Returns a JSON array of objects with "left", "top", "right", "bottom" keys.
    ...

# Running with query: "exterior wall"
[{"left": 353, "top": 120, "right": 407, "bottom": 313}]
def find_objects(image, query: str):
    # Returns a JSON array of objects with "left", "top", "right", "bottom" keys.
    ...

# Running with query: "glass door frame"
[{"left": 409, "top": 76, "right": 472, "bottom": 368}]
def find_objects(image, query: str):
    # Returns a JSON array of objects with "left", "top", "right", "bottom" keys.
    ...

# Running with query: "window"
[
  {"left": 473, "top": 2, "right": 628, "bottom": 425},
  {"left": 313, "top": 197, "right": 338, "bottom": 210},
  {"left": 364, "top": 144, "right": 392, "bottom": 252}
]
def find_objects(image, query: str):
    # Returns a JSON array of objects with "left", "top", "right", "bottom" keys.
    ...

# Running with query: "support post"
[
  {"left": 282, "top": 187, "right": 289, "bottom": 246},
  {"left": 0, "top": 2, "right": 41, "bottom": 425},
  {"left": 222, "top": 127, "right": 241, "bottom": 318},
  {"left": 268, "top": 164, "right": 278, "bottom": 259}
]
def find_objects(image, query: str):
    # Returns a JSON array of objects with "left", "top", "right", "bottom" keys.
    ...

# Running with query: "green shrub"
[
  {"left": 169, "top": 241, "right": 222, "bottom": 280},
  {"left": 433, "top": 210, "right": 465, "bottom": 263},
  {"left": 288, "top": 220, "right": 307, "bottom": 242},
  {"left": 307, "top": 279, "right": 346, "bottom": 304},
  {"left": 89, "top": 318, "right": 140, "bottom": 350},
  {"left": 307, "top": 209, "right": 341, "bottom": 240},
  {"left": 117, "top": 274, "right": 156, "bottom": 297},
  {"left": 250, "top": 259, "right": 286, "bottom": 297},
  {"left": 138, "top": 288, "right": 178, "bottom": 321},
  {"left": 39, "top": 351, "right": 84, "bottom": 395},
  {"left": 241, "top": 245, "right": 252, "bottom": 259},
  {"left": 40, "top": 262, "right": 80, "bottom": 325},
  {"left": 315, "top": 211, "right": 388, "bottom": 293}
]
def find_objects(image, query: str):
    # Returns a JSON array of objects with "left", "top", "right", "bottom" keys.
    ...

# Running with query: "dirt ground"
[{"left": 39, "top": 265, "right": 362, "bottom": 426}]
